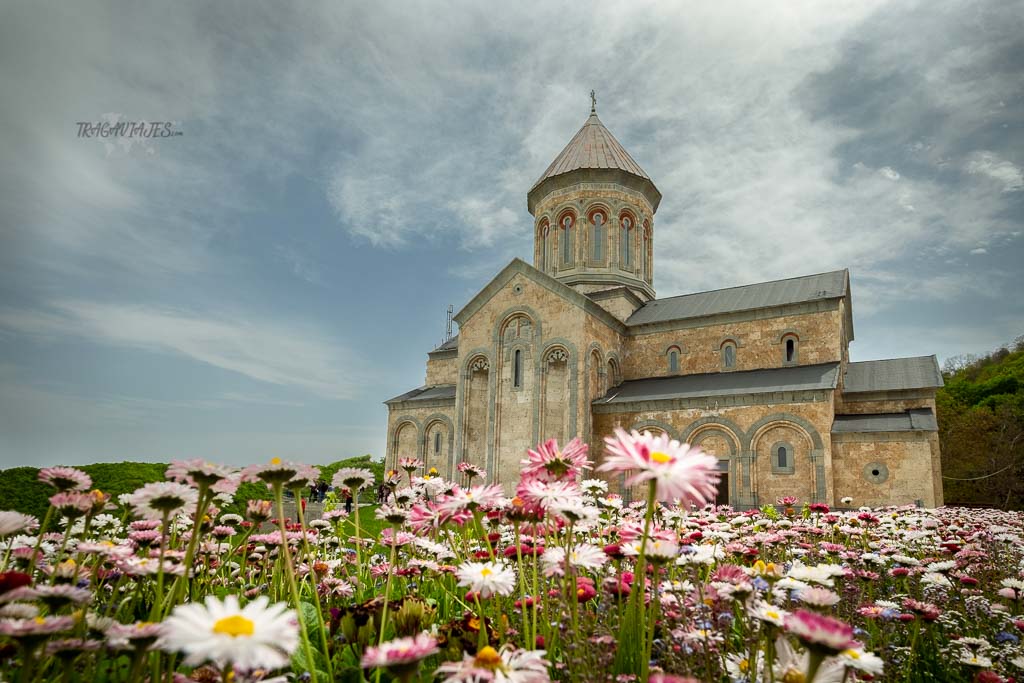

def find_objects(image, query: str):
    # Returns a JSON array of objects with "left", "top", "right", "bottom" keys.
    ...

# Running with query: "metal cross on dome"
[{"left": 590, "top": 89, "right": 597, "bottom": 113}]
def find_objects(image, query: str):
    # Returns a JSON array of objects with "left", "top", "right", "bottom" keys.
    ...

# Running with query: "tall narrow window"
[
  {"left": 590, "top": 212, "right": 604, "bottom": 261},
  {"left": 539, "top": 226, "right": 547, "bottom": 271},
  {"left": 433, "top": 431, "right": 441, "bottom": 456},
  {"left": 669, "top": 349, "right": 679, "bottom": 373},
  {"left": 777, "top": 446, "right": 787, "bottom": 468},
  {"left": 513, "top": 349, "right": 523, "bottom": 388},
  {"left": 785, "top": 338, "right": 795, "bottom": 363},
  {"left": 560, "top": 215, "right": 574, "bottom": 265},
  {"left": 723, "top": 343, "right": 736, "bottom": 368},
  {"left": 642, "top": 228, "right": 649, "bottom": 280},
  {"left": 621, "top": 216, "right": 632, "bottom": 267}
]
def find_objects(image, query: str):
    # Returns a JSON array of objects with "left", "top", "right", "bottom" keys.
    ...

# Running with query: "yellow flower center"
[
  {"left": 739, "top": 659, "right": 749, "bottom": 673},
  {"left": 480, "top": 567, "right": 492, "bottom": 577},
  {"left": 650, "top": 451, "right": 672, "bottom": 464},
  {"left": 137, "top": 621, "right": 153, "bottom": 630},
  {"left": 34, "top": 617, "right": 46, "bottom": 625},
  {"left": 843, "top": 649, "right": 860, "bottom": 659},
  {"left": 212, "top": 614, "right": 255, "bottom": 638},
  {"left": 270, "top": 457, "right": 281, "bottom": 465},
  {"left": 474, "top": 646, "right": 502, "bottom": 669},
  {"left": 782, "top": 670, "right": 806, "bottom": 683}
]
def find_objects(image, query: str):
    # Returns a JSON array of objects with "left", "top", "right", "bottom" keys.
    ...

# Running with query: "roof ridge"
[
  {"left": 644, "top": 269, "right": 848, "bottom": 305},
  {"left": 847, "top": 355, "right": 937, "bottom": 366}
]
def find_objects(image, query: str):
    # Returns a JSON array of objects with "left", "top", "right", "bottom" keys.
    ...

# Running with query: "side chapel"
[{"left": 385, "top": 99, "right": 944, "bottom": 508}]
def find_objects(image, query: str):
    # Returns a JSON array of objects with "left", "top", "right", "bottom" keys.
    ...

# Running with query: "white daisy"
[
  {"left": 159, "top": 595, "right": 298, "bottom": 671},
  {"left": 456, "top": 561, "right": 516, "bottom": 598}
]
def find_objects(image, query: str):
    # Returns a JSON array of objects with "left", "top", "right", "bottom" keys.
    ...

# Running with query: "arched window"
[
  {"left": 513, "top": 349, "right": 523, "bottom": 388},
  {"left": 772, "top": 442, "right": 795, "bottom": 474},
  {"left": 620, "top": 214, "right": 633, "bottom": 267},
  {"left": 560, "top": 214, "right": 574, "bottom": 265},
  {"left": 538, "top": 224, "right": 548, "bottom": 271},
  {"left": 783, "top": 335, "right": 798, "bottom": 365},
  {"left": 642, "top": 224, "right": 650, "bottom": 280},
  {"left": 668, "top": 348, "right": 679, "bottom": 373},
  {"left": 722, "top": 342, "right": 737, "bottom": 369},
  {"left": 590, "top": 211, "right": 605, "bottom": 261},
  {"left": 433, "top": 430, "right": 441, "bottom": 456}
]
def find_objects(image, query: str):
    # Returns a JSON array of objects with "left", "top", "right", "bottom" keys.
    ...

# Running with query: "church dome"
[{"left": 527, "top": 103, "right": 661, "bottom": 215}]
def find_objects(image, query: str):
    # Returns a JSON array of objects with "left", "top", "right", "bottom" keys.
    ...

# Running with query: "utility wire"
[{"left": 942, "top": 464, "right": 1015, "bottom": 481}]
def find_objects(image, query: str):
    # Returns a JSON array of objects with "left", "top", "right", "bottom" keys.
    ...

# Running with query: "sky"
[{"left": 0, "top": 1, "right": 1022, "bottom": 470}]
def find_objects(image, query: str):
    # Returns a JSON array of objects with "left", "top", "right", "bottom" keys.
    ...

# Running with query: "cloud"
[
  {"left": 970, "top": 247, "right": 988, "bottom": 255},
  {"left": 966, "top": 151, "right": 1024, "bottom": 193},
  {"left": 0, "top": 302, "right": 360, "bottom": 400}
]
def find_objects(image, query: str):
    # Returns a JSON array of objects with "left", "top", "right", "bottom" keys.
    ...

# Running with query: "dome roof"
[{"left": 527, "top": 108, "right": 661, "bottom": 214}]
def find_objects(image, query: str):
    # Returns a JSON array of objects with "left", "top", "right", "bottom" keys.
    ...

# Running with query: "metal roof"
[
  {"left": 384, "top": 384, "right": 456, "bottom": 404},
  {"left": 832, "top": 409, "right": 938, "bottom": 433},
  {"left": 595, "top": 362, "right": 840, "bottom": 405},
  {"left": 843, "top": 356, "right": 943, "bottom": 393},
  {"left": 530, "top": 111, "right": 652, "bottom": 191},
  {"left": 626, "top": 270, "right": 848, "bottom": 326},
  {"left": 430, "top": 335, "right": 459, "bottom": 353}
]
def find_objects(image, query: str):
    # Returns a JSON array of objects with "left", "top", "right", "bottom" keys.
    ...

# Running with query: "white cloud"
[
  {"left": 965, "top": 151, "right": 1024, "bottom": 193},
  {"left": 0, "top": 302, "right": 360, "bottom": 400},
  {"left": 970, "top": 247, "right": 988, "bottom": 255}
]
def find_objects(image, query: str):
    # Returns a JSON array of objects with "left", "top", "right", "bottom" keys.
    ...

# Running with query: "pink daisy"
[
  {"left": 784, "top": 609, "right": 857, "bottom": 654},
  {"left": 598, "top": 429, "right": 720, "bottom": 504},
  {"left": 361, "top": 632, "right": 439, "bottom": 674},
  {"left": 520, "top": 437, "right": 592, "bottom": 482},
  {"left": 38, "top": 466, "right": 92, "bottom": 492}
]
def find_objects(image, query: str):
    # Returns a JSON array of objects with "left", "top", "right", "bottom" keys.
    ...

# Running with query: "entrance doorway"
[{"left": 715, "top": 459, "right": 730, "bottom": 506}]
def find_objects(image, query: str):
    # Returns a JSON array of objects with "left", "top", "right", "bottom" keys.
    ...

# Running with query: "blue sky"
[{"left": 1, "top": 1, "right": 1022, "bottom": 470}]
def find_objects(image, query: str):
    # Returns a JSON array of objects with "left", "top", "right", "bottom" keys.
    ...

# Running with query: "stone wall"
[
  {"left": 592, "top": 395, "right": 835, "bottom": 506},
  {"left": 831, "top": 431, "right": 941, "bottom": 507},
  {"left": 385, "top": 403, "right": 456, "bottom": 478},
  {"left": 426, "top": 354, "right": 458, "bottom": 385},
  {"left": 621, "top": 307, "right": 844, "bottom": 380}
]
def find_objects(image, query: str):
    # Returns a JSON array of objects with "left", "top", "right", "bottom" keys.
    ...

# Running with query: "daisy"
[
  {"left": 797, "top": 586, "right": 841, "bottom": 608},
  {"left": 457, "top": 560, "right": 517, "bottom": 598},
  {"left": 839, "top": 647, "right": 885, "bottom": 675},
  {"left": 160, "top": 594, "right": 298, "bottom": 671},
  {"left": 520, "top": 437, "right": 592, "bottom": 482},
  {"left": 48, "top": 491, "right": 94, "bottom": 519},
  {"left": 784, "top": 609, "right": 857, "bottom": 655},
  {"left": 398, "top": 457, "right": 425, "bottom": 473},
  {"left": 540, "top": 544, "right": 608, "bottom": 577},
  {"left": 361, "top": 632, "right": 439, "bottom": 677},
  {"left": 331, "top": 467, "right": 376, "bottom": 491},
  {"left": 0, "top": 511, "right": 38, "bottom": 537},
  {"left": 598, "top": 429, "right": 720, "bottom": 504},
  {"left": 517, "top": 479, "right": 582, "bottom": 509},
  {"left": 126, "top": 482, "right": 199, "bottom": 521},
  {"left": 166, "top": 459, "right": 240, "bottom": 494},
  {"left": 0, "top": 615, "right": 76, "bottom": 639},
  {"left": 436, "top": 644, "right": 550, "bottom": 682},
  {"left": 38, "top": 466, "right": 92, "bottom": 492}
]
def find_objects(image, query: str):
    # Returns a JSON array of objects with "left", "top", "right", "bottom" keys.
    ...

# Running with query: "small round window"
[{"left": 863, "top": 462, "right": 889, "bottom": 484}]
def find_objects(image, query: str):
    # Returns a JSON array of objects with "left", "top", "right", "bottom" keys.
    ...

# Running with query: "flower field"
[{"left": 1, "top": 431, "right": 1023, "bottom": 683}]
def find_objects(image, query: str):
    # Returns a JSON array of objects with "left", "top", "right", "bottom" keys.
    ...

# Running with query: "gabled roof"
[
  {"left": 843, "top": 356, "right": 943, "bottom": 393},
  {"left": 453, "top": 258, "right": 626, "bottom": 334},
  {"left": 384, "top": 384, "right": 456, "bottom": 405},
  {"left": 832, "top": 409, "right": 938, "bottom": 433},
  {"left": 626, "top": 270, "right": 849, "bottom": 327},
  {"left": 594, "top": 362, "right": 840, "bottom": 405}
]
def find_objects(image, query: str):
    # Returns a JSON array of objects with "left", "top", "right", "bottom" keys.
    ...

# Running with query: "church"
[{"left": 385, "top": 100, "right": 944, "bottom": 509}]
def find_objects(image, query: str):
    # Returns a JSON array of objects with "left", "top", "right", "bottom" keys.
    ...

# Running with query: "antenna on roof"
[{"left": 444, "top": 304, "right": 454, "bottom": 344}]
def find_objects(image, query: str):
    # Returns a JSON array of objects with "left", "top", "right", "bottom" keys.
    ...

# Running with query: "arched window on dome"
[
  {"left": 538, "top": 223, "right": 549, "bottom": 272},
  {"left": 642, "top": 223, "right": 650, "bottom": 281},
  {"left": 560, "top": 214, "right": 575, "bottom": 266},
  {"left": 589, "top": 211, "right": 606, "bottom": 261},
  {"left": 620, "top": 214, "right": 634, "bottom": 268}
]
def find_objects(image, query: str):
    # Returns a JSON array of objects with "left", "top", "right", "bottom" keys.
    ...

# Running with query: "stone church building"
[{"left": 385, "top": 103, "right": 944, "bottom": 508}]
